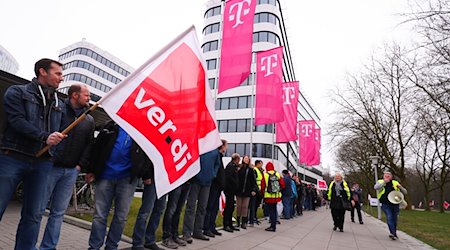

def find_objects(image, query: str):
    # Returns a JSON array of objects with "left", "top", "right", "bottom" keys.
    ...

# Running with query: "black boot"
[
  {"left": 241, "top": 217, "right": 247, "bottom": 229},
  {"left": 236, "top": 217, "right": 241, "bottom": 228}
]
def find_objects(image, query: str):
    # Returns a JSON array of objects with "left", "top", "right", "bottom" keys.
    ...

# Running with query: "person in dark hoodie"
[
  {"left": 0, "top": 58, "right": 66, "bottom": 250},
  {"left": 182, "top": 147, "right": 221, "bottom": 243},
  {"left": 235, "top": 155, "right": 258, "bottom": 229},
  {"left": 40, "top": 84, "right": 94, "bottom": 250},
  {"left": 281, "top": 169, "right": 293, "bottom": 219},
  {"left": 203, "top": 139, "right": 227, "bottom": 237},
  {"left": 223, "top": 153, "right": 240, "bottom": 232},
  {"left": 85, "top": 121, "right": 153, "bottom": 250},
  {"left": 260, "top": 162, "right": 285, "bottom": 232}
]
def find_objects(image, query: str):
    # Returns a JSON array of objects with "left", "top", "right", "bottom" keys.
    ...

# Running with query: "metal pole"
[
  {"left": 249, "top": 55, "right": 255, "bottom": 158},
  {"left": 375, "top": 163, "right": 382, "bottom": 220}
]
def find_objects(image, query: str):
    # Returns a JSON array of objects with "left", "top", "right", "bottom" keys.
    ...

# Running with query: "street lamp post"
[{"left": 370, "top": 156, "right": 382, "bottom": 220}]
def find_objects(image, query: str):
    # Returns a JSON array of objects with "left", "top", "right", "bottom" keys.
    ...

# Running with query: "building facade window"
[
  {"left": 205, "top": 6, "right": 221, "bottom": 18},
  {"left": 253, "top": 31, "right": 280, "bottom": 45},
  {"left": 202, "top": 40, "right": 219, "bottom": 53},
  {"left": 59, "top": 47, "right": 130, "bottom": 77},
  {"left": 257, "top": 0, "right": 277, "bottom": 6},
  {"left": 254, "top": 12, "right": 278, "bottom": 25},
  {"left": 225, "top": 143, "right": 277, "bottom": 158},
  {"left": 64, "top": 73, "right": 112, "bottom": 93},
  {"left": 208, "top": 78, "right": 216, "bottom": 89},
  {"left": 218, "top": 119, "right": 273, "bottom": 133},
  {"left": 216, "top": 95, "right": 252, "bottom": 110},
  {"left": 206, "top": 59, "right": 217, "bottom": 70},
  {"left": 203, "top": 22, "right": 220, "bottom": 35},
  {"left": 63, "top": 60, "right": 122, "bottom": 84}
]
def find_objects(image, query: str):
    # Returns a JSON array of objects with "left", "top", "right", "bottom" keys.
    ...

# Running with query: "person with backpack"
[{"left": 260, "top": 162, "right": 285, "bottom": 232}]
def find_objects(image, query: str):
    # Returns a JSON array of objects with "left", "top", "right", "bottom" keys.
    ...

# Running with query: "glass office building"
[{"left": 202, "top": 0, "right": 323, "bottom": 183}]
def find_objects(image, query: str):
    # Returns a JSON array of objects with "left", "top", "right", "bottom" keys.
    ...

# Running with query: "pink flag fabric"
[
  {"left": 276, "top": 81, "right": 299, "bottom": 142},
  {"left": 311, "top": 128, "right": 321, "bottom": 165},
  {"left": 100, "top": 27, "right": 221, "bottom": 197},
  {"left": 255, "top": 46, "right": 284, "bottom": 125},
  {"left": 218, "top": 0, "right": 256, "bottom": 93},
  {"left": 299, "top": 120, "right": 316, "bottom": 166}
]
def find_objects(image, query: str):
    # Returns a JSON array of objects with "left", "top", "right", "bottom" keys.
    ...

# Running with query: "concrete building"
[
  {"left": 58, "top": 39, "right": 134, "bottom": 102},
  {"left": 0, "top": 45, "right": 19, "bottom": 75},
  {"left": 202, "top": 0, "right": 323, "bottom": 183}
]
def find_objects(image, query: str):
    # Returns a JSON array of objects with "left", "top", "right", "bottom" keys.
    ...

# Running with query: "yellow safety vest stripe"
[
  {"left": 255, "top": 167, "right": 263, "bottom": 190},
  {"left": 377, "top": 180, "right": 400, "bottom": 199},
  {"left": 327, "top": 180, "right": 350, "bottom": 200},
  {"left": 263, "top": 171, "right": 282, "bottom": 199}
]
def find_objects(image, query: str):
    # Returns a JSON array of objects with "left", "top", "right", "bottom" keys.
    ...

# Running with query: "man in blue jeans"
[
  {"left": 85, "top": 121, "right": 153, "bottom": 250},
  {"left": 374, "top": 171, "right": 407, "bottom": 240},
  {"left": 182, "top": 148, "right": 221, "bottom": 242},
  {"left": 39, "top": 84, "right": 95, "bottom": 250},
  {"left": 160, "top": 182, "right": 191, "bottom": 249},
  {"left": 281, "top": 170, "right": 293, "bottom": 219},
  {"left": 132, "top": 182, "right": 167, "bottom": 250},
  {"left": 0, "top": 58, "right": 66, "bottom": 250},
  {"left": 203, "top": 139, "right": 227, "bottom": 237}
]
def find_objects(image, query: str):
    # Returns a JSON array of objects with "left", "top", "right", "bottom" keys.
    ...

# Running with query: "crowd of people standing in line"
[
  {"left": 0, "top": 58, "right": 323, "bottom": 250},
  {"left": 0, "top": 58, "right": 405, "bottom": 250}
]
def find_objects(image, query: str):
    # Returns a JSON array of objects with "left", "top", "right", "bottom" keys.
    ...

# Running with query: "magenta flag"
[
  {"left": 276, "top": 81, "right": 299, "bottom": 142},
  {"left": 299, "top": 120, "right": 316, "bottom": 166},
  {"left": 218, "top": 0, "right": 256, "bottom": 93},
  {"left": 311, "top": 128, "right": 321, "bottom": 165},
  {"left": 255, "top": 47, "right": 284, "bottom": 125}
]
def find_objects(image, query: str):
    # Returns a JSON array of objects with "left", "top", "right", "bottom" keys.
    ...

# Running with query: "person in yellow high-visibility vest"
[
  {"left": 327, "top": 172, "right": 350, "bottom": 232},
  {"left": 374, "top": 171, "right": 407, "bottom": 240},
  {"left": 260, "top": 162, "right": 285, "bottom": 232},
  {"left": 248, "top": 160, "right": 264, "bottom": 226}
]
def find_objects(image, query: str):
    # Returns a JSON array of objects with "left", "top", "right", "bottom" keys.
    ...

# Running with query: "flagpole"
[
  {"left": 271, "top": 123, "right": 275, "bottom": 163},
  {"left": 35, "top": 102, "right": 100, "bottom": 157},
  {"left": 249, "top": 53, "right": 255, "bottom": 159}
]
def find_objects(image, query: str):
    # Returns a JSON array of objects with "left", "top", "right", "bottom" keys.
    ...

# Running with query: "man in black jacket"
[
  {"left": 85, "top": 121, "right": 152, "bottom": 250},
  {"left": 40, "top": 84, "right": 94, "bottom": 250},
  {"left": 223, "top": 153, "right": 240, "bottom": 232}
]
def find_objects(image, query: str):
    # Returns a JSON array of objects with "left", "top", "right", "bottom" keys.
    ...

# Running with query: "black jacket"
[
  {"left": 237, "top": 165, "right": 258, "bottom": 197},
  {"left": 52, "top": 99, "right": 95, "bottom": 169},
  {"left": 224, "top": 161, "right": 239, "bottom": 194},
  {"left": 329, "top": 182, "right": 349, "bottom": 210},
  {"left": 87, "top": 121, "right": 153, "bottom": 180}
]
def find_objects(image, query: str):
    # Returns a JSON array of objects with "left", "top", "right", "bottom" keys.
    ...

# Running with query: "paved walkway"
[{"left": 1, "top": 201, "right": 435, "bottom": 250}]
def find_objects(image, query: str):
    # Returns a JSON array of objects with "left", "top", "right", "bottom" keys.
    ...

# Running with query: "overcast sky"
[{"left": 0, "top": 0, "right": 413, "bottom": 171}]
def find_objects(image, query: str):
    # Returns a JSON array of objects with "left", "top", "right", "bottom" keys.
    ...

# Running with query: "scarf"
[{"left": 334, "top": 180, "right": 343, "bottom": 197}]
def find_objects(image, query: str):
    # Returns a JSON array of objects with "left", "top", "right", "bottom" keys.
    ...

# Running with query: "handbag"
[{"left": 341, "top": 197, "right": 352, "bottom": 211}]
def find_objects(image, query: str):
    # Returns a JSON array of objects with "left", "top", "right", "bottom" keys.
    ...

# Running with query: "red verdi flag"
[
  {"left": 317, "top": 179, "right": 328, "bottom": 190},
  {"left": 311, "top": 128, "right": 321, "bottom": 165},
  {"left": 218, "top": 0, "right": 256, "bottom": 93},
  {"left": 299, "top": 120, "right": 316, "bottom": 166},
  {"left": 255, "top": 47, "right": 284, "bottom": 125},
  {"left": 100, "top": 27, "right": 221, "bottom": 197},
  {"left": 276, "top": 81, "right": 299, "bottom": 142}
]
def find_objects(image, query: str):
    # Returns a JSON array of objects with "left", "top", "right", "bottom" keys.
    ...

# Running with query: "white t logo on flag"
[
  {"left": 301, "top": 124, "right": 313, "bottom": 137},
  {"left": 282, "top": 86, "right": 295, "bottom": 105},
  {"left": 260, "top": 54, "right": 278, "bottom": 77},
  {"left": 229, "top": 0, "right": 252, "bottom": 28}
]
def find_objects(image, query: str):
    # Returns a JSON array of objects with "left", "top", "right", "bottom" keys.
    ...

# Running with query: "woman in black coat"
[
  {"left": 235, "top": 155, "right": 258, "bottom": 229},
  {"left": 327, "top": 172, "right": 351, "bottom": 232}
]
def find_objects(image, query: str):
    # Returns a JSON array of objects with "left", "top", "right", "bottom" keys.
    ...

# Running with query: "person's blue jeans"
[
  {"left": 203, "top": 185, "right": 221, "bottom": 233},
  {"left": 183, "top": 182, "right": 211, "bottom": 236},
  {"left": 88, "top": 176, "right": 137, "bottom": 250},
  {"left": 282, "top": 196, "right": 292, "bottom": 218},
  {"left": 381, "top": 203, "right": 400, "bottom": 236},
  {"left": 132, "top": 182, "right": 167, "bottom": 247},
  {"left": 162, "top": 183, "right": 190, "bottom": 240},
  {"left": 0, "top": 151, "right": 52, "bottom": 250},
  {"left": 304, "top": 196, "right": 310, "bottom": 210},
  {"left": 40, "top": 166, "right": 79, "bottom": 250},
  {"left": 266, "top": 203, "right": 277, "bottom": 229}
]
